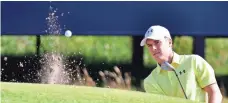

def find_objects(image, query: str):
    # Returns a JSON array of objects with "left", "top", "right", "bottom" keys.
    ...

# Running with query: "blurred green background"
[{"left": 1, "top": 35, "right": 228, "bottom": 76}]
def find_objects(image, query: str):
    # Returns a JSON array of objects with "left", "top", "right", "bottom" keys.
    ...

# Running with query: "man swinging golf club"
[{"left": 141, "top": 25, "right": 222, "bottom": 103}]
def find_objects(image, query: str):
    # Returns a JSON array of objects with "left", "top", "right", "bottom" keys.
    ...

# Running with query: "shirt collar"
[{"left": 156, "top": 52, "right": 180, "bottom": 74}]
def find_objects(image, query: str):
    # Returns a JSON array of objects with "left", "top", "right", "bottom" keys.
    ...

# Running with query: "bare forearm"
[
  {"left": 203, "top": 83, "right": 223, "bottom": 103},
  {"left": 208, "top": 92, "right": 222, "bottom": 103}
]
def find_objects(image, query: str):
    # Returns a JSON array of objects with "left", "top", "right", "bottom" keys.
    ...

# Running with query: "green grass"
[
  {"left": 205, "top": 38, "right": 228, "bottom": 76},
  {"left": 39, "top": 35, "right": 132, "bottom": 64},
  {"left": 0, "top": 35, "right": 228, "bottom": 76},
  {"left": 0, "top": 36, "right": 36, "bottom": 55},
  {"left": 1, "top": 82, "right": 201, "bottom": 103}
]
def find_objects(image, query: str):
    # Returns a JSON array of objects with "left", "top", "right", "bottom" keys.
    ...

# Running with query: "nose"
[
  {"left": 149, "top": 45, "right": 157, "bottom": 52},
  {"left": 152, "top": 45, "right": 157, "bottom": 51}
]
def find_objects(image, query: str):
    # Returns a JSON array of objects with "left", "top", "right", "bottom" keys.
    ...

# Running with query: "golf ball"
[{"left": 65, "top": 30, "right": 72, "bottom": 37}]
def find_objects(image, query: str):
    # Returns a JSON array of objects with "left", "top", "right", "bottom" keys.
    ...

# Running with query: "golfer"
[{"left": 141, "top": 25, "right": 222, "bottom": 103}]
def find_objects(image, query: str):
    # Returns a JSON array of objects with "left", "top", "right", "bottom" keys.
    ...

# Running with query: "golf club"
[{"left": 161, "top": 61, "right": 188, "bottom": 99}]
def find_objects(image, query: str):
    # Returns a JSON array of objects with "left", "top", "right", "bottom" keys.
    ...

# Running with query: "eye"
[
  {"left": 147, "top": 44, "right": 152, "bottom": 47},
  {"left": 154, "top": 41, "right": 159, "bottom": 44}
]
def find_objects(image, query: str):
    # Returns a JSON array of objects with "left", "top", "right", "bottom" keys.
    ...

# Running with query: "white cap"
[{"left": 140, "top": 25, "right": 171, "bottom": 46}]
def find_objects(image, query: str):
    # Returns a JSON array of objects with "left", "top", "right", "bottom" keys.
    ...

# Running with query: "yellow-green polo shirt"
[{"left": 143, "top": 52, "right": 217, "bottom": 102}]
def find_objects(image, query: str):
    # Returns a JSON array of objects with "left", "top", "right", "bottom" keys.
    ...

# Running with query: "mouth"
[{"left": 153, "top": 52, "right": 160, "bottom": 56}]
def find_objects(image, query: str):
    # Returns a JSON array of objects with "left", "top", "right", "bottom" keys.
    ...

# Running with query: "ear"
[{"left": 168, "top": 39, "right": 173, "bottom": 47}]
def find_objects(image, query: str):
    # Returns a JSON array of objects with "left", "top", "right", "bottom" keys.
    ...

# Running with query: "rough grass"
[{"left": 1, "top": 82, "right": 202, "bottom": 103}]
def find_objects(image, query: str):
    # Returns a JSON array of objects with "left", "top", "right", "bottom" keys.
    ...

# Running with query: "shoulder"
[
  {"left": 184, "top": 54, "right": 207, "bottom": 64},
  {"left": 179, "top": 54, "right": 204, "bottom": 62},
  {"left": 177, "top": 54, "right": 207, "bottom": 69},
  {"left": 181, "top": 54, "right": 213, "bottom": 71}
]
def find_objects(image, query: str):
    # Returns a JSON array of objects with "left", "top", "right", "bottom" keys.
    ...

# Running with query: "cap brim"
[
  {"left": 140, "top": 38, "right": 147, "bottom": 46},
  {"left": 140, "top": 36, "right": 161, "bottom": 46}
]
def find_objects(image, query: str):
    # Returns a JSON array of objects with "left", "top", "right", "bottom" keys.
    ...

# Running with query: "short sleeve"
[{"left": 194, "top": 55, "right": 217, "bottom": 88}]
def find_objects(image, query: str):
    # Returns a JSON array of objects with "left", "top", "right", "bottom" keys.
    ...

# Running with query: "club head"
[{"left": 160, "top": 61, "right": 175, "bottom": 71}]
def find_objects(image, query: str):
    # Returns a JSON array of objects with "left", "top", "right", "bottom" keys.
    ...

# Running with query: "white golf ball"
[{"left": 65, "top": 30, "right": 72, "bottom": 37}]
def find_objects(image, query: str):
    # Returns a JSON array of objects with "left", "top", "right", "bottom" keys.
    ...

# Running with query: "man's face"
[{"left": 146, "top": 37, "right": 172, "bottom": 64}]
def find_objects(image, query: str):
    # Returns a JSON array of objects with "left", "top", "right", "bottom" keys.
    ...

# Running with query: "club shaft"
[{"left": 173, "top": 71, "right": 188, "bottom": 99}]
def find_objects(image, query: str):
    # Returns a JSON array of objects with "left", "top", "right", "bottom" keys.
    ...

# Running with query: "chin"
[{"left": 154, "top": 56, "right": 164, "bottom": 62}]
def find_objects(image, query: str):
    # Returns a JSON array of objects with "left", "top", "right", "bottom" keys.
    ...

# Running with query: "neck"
[{"left": 158, "top": 51, "right": 174, "bottom": 65}]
